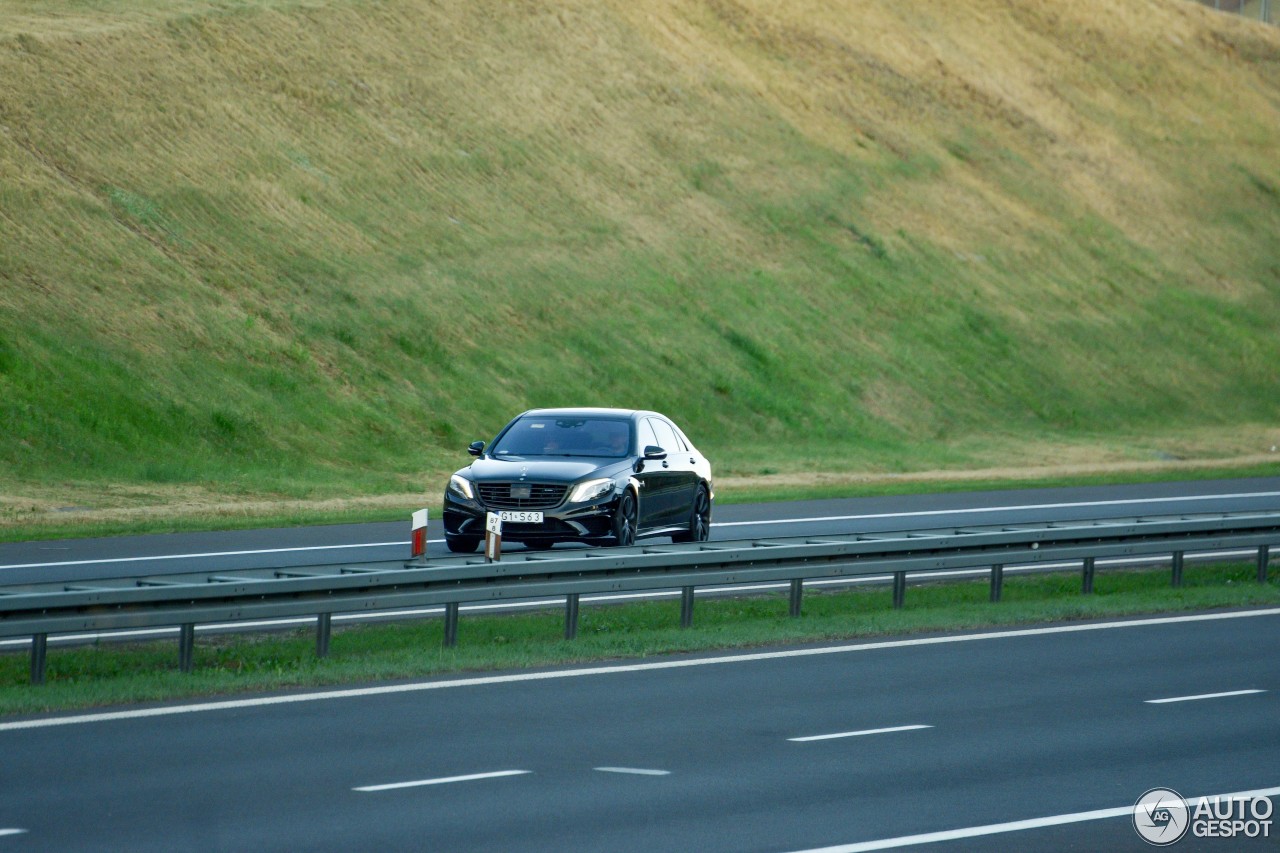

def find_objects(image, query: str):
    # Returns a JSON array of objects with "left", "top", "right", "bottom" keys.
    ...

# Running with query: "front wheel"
[
  {"left": 445, "top": 534, "right": 480, "bottom": 554},
  {"left": 611, "top": 490, "right": 638, "bottom": 547},
  {"left": 673, "top": 485, "right": 711, "bottom": 543}
]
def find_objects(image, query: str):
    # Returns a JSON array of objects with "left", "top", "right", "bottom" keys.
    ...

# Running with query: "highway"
[
  {"left": 0, "top": 608, "right": 1276, "bottom": 851},
  {"left": 1, "top": 477, "right": 1278, "bottom": 651},
  {"left": 2, "top": 477, "right": 1279, "bottom": 586},
  {"left": 0, "top": 477, "right": 1277, "bottom": 850}
]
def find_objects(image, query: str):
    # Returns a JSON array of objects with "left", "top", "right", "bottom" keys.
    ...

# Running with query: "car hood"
[{"left": 462, "top": 456, "right": 626, "bottom": 484}]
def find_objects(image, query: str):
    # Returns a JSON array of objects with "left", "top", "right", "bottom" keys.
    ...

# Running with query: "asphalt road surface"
[
  {"left": 1, "top": 607, "right": 1276, "bottom": 851},
  {"left": 2, "top": 476, "right": 1278, "bottom": 649},
  {"left": 2, "top": 476, "right": 1279, "bottom": 587}
]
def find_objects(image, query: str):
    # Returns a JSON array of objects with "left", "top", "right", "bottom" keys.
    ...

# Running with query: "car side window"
[
  {"left": 648, "top": 418, "right": 679, "bottom": 453},
  {"left": 637, "top": 418, "right": 659, "bottom": 451},
  {"left": 668, "top": 423, "right": 691, "bottom": 452}
]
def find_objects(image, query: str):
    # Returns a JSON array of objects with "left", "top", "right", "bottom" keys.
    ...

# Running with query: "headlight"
[
  {"left": 448, "top": 474, "right": 475, "bottom": 501},
  {"left": 569, "top": 477, "right": 614, "bottom": 503}
]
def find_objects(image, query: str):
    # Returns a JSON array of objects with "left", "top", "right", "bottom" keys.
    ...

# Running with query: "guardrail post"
[
  {"left": 1259, "top": 545, "right": 1271, "bottom": 584},
  {"left": 316, "top": 613, "right": 332, "bottom": 658},
  {"left": 178, "top": 624, "right": 195, "bottom": 673},
  {"left": 680, "top": 586, "right": 695, "bottom": 628},
  {"left": 443, "top": 602, "right": 459, "bottom": 647},
  {"left": 1171, "top": 551, "right": 1184, "bottom": 588},
  {"left": 892, "top": 571, "right": 906, "bottom": 609},
  {"left": 1082, "top": 557, "right": 1095, "bottom": 595},
  {"left": 789, "top": 578, "right": 803, "bottom": 617},
  {"left": 565, "top": 594, "right": 580, "bottom": 640},
  {"left": 30, "top": 634, "right": 47, "bottom": 685},
  {"left": 990, "top": 564, "right": 1004, "bottom": 603}
]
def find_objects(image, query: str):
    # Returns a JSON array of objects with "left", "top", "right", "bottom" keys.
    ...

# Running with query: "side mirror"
[
  {"left": 468, "top": 440, "right": 486, "bottom": 457},
  {"left": 643, "top": 445, "right": 667, "bottom": 461}
]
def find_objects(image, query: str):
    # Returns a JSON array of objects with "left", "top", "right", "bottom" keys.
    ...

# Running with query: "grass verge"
[
  {"left": 2, "top": 461, "right": 1277, "bottom": 544},
  {"left": 2, "top": 562, "right": 1276, "bottom": 718},
  {"left": 714, "top": 462, "right": 1280, "bottom": 507}
]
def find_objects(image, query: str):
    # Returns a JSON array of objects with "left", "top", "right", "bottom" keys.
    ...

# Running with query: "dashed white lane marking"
[
  {"left": 789, "top": 725, "right": 932, "bottom": 742},
  {"left": 713, "top": 490, "right": 1280, "bottom": 528},
  {"left": 594, "top": 767, "right": 671, "bottom": 776},
  {"left": 3, "top": 608, "right": 1277, "bottom": 732},
  {"left": 1145, "top": 688, "right": 1266, "bottom": 704},
  {"left": 0, "top": 829, "right": 27, "bottom": 838},
  {"left": 782, "top": 785, "right": 1280, "bottom": 853},
  {"left": 353, "top": 770, "right": 529, "bottom": 792}
]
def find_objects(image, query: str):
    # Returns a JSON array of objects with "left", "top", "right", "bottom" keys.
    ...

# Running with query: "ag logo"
[{"left": 1134, "top": 788, "right": 1190, "bottom": 846}]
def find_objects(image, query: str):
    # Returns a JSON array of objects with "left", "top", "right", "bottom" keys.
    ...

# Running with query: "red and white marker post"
[
  {"left": 410, "top": 509, "right": 429, "bottom": 563},
  {"left": 485, "top": 512, "right": 502, "bottom": 563}
]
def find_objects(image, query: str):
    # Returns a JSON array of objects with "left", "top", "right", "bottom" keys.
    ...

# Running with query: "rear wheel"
[
  {"left": 673, "top": 485, "right": 711, "bottom": 543},
  {"left": 445, "top": 534, "right": 480, "bottom": 554},
  {"left": 611, "top": 490, "right": 638, "bottom": 547}
]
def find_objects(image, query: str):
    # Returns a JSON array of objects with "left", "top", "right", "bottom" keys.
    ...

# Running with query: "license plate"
[{"left": 499, "top": 511, "right": 544, "bottom": 524}]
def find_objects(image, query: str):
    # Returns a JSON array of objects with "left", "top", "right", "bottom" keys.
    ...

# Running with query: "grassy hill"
[{"left": 1, "top": 0, "right": 1278, "bottom": 532}]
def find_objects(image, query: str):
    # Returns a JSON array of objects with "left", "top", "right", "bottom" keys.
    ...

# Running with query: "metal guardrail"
[
  {"left": 1, "top": 512, "right": 1276, "bottom": 684},
  {"left": 1193, "top": 0, "right": 1274, "bottom": 25}
]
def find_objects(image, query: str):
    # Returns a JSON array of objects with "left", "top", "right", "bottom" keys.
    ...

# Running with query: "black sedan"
[{"left": 442, "top": 408, "right": 713, "bottom": 552}]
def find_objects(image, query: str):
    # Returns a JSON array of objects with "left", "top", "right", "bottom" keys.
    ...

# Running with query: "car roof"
[{"left": 520, "top": 407, "right": 662, "bottom": 420}]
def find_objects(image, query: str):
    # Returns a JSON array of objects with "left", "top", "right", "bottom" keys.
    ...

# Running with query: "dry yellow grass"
[
  {"left": 4, "top": 0, "right": 1275, "bottom": 299},
  {"left": 1, "top": 0, "right": 1277, "bottom": 531}
]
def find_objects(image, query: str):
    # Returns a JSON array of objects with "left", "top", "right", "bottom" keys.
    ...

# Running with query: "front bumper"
[{"left": 443, "top": 490, "right": 619, "bottom": 543}]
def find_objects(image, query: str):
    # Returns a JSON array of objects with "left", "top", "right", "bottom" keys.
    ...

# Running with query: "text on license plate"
[{"left": 499, "top": 511, "right": 544, "bottom": 524}]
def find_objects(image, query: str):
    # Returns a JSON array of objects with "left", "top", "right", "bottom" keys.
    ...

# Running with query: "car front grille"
[{"left": 476, "top": 482, "right": 568, "bottom": 510}]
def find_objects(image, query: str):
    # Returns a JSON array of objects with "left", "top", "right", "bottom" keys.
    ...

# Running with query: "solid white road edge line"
[
  {"left": 789, "top": 725, "right": 932, "bottom": 742},
  {"left": 712, "top": 490, "right": 1280, "bottom": 528},
  {"left": 782, "top": 785, "right": 1280, "bottom": 853},
  {"left": 353, "top": 770, "right": 529, "bottom": 792},
  {"left": 4, "top": 489, "right": 1276, "bottom": 570},
  {"left": 0, "top": 541, "right": 408, "bottom": 570},
  {"left": 2, "top": 607, "right": 1277, "bottom": 732},
  {"left": 594, "top": 767, "right": 671, "bottom": 776},
  {"left": 0, "top": 549, "right": 1256, "bottom": 650},
  {"left": 1145, "top": 688, "right": 1266, "bottom": 704}
]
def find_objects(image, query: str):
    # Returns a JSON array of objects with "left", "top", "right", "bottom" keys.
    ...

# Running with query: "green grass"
[
  {"left": 714, "top": 461, "right": 1280, "bottom": 505},
  {"left": 1, "top": 0, "right": 1279, "bottom": 527},
  {"left": 3, "top": 562, "right": 1276, "bottom": 718}
]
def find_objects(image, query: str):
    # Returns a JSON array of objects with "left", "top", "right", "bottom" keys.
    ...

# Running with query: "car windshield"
[{"left": 491, "top": 417, "right": 632, "bottom": 458}]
